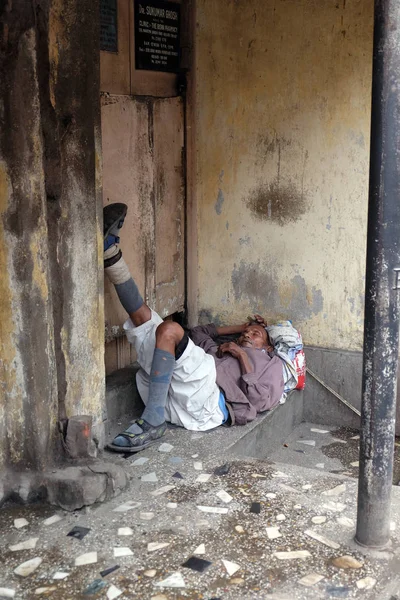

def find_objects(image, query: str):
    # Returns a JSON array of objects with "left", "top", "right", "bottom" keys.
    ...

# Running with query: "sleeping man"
[{"left": 104, "top": 204, "right": 284, "bottom": 452}]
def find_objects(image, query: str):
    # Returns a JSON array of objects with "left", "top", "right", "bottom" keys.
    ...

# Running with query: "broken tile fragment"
[
  {"left": 14, "top": 557, "right": 42, "bottom": 577},
  {"left": 266, "top": 527, "right": 282, "bottom": 540},
  {"left": 315, "top": 463, "right": 325, "bottom": 469},
  {"left": 294, "top": 504, "right": 302, "bottom": 510},
  {"left": 331, "top": 555, "right": 363, "bottom": 569},
  {"left": 305, "top": 530, "right": 340, "bottom": 549},
  {"left": 114, "top": 547, "right": 133, "bottom": 557},
  {"left": 43, "top": 514, "right": 63, "bottom": 526},
  {"left": 239, "top": 487, "right": 251, "bottom": 496},
  {"left": 151, "top": 485, "right": 175, "bottom": 497},
  {"left": 158, "top": 443, "right": 174, "bottom": 453},
  {"left": 235, "top": 525, "right": 244, "bottom": 533},
  {"left": 154, "top": 572, "right": 186, "bottom": 588},
  {"left": 337, "top": 517, "right": 354, "bottom": 528},
  {"left": 193, "top": 462, "right": 203, "bottom": 471},
  {"left": 167, "top": 502, "right": 177, "bottom": 508},
  {"left": 82, "top": 579, "right": 106, "bottom": 595},
  {"left": 141, "top": 472, "right": 158, "bottom": 482},
  {"left": 356, "top": 577, "right": 376, "bottom": 590},
  {"left": 302, "top": 484, "right": 312, "bottom": 490},
  {"left": 118, "top": 527, "right": 133, "bottom": 535},
  {"left": 196, "top": 473, "right": 211, "bottom": 483},
  {"left": 107, "top": 585, "right": 122, "bottom": 600},
  {"left": 197, "top": 506, "right": 228, "bottom": 514},
  {"left": 299, "top": 573, "right": 324, "bottom": 586},
  {"left": 172, "top": 472, "right": 183, "bottom": 479},
  {"left": 222, "top": 559, "right": 240, "bottom": 576},
  {"left": 191, "top": 454, "right": 199, "bottom": 458},
  {"left": 52, "top": 572, "right": 69, "bottom": 580},
  {"left": 75, "top": 552, "right": 97, "bottom": 566},
  {"left": 273, "top": 550, "right": 311, "bottom": 560},
  {"left": 168, "top": 456, "right": 183, "bottom": 464},
  {"left": 140, "top": 512, "right": 155, "bottom": 521},
  {"left": 322, "top": 484, "right": 346, "bottom": 497},
  {"left": 276, "top": 514, "right": 286, "bottom": 521},
  {"left": 100, "top": 565, "right": 120, "bottom": 578},
  {"left": 67, "top": 525, "right": 91, "bottom": 540},
  {"left": 193, "top": 543, "right": 205, "bottom": 555},
  {"left": 325, "top": 586, "right": 350, "bottom": 598},
  {"left": 311, "top": 516, "right": 326, "bottom": 525},
  {"left": 266, "top": 493, "right": 277, "bottom": 499},
  {"left": 182, "top": 556, "right": 212, "bottom": 572},
  {"left": 34, "top": 587, "right": 57, "bottom": 596},
  {"left": 391, "top": 521, "right": 397, "bottom": 531},
  {"left": 148, "top": 542, "right": 170, "bottom": 552},
  {"left": 0, "top": 589, "right": 15, "bottom": 598},
  {"left": 131, "top": 456, "right": 149, "bottom": 466},
  {"left": 271, "top": 471, "right": 288, "bottom": 478},
  {"left": 144, "top": 569, "right": 157, "bottom": 578},
  {"left": 251, "top": 473, "right": 266, "bottom": 479},
  {"left": 311, "top": 428, "right": 329, "bottom": 434},
  {"left": 151, "top": 596, "right": 168, "bottom": 600},
  {"left": 250, "top": 502, "right": 261, "bottom": 514},
  {"left": 297, "top": 440, "right": 316, "bottom": 446},
  {"left": 9, "top": 537, "right": 39, "bottom": 551},
  {"left": 230, "top": 578, "right": 244, "bottom": 584},
  {"left": 323, "top": 501, "right": 346, "bottom": 512},
  {"left": 331, "top": 438, "right": 347, "bottom": 444},
  {"left": 214, "top": 463, "right": 230, "bottom": 476},
  {"left": 216, "top": 490, "right": 232, "bottom": 503},
  {"left": 351, "top": 461, "right": 359, "bottom": 467},
  {"left": 113, "top": 501, "right": 141, "bottom": 512},
  {"left": 350, "top": 435, "right": 360, "bottom": 440},
  {"left": 14, "top": 518, "right": 29, "bottom": 530}
]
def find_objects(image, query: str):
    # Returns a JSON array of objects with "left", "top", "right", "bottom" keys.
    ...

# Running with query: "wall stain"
[
  {"left": 245, "top": 179, "right": 308, "bottom": 226},
  {"left": 215, "top": 188, "right": 224, "bottom": 215}
]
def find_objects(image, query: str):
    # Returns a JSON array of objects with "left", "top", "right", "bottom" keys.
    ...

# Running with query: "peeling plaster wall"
[
  {"left": 0, "top": 0, "right": 104, "bottom": 471},
  {"left": 194, "top": 0, "right": 373, "bottom": 351}
]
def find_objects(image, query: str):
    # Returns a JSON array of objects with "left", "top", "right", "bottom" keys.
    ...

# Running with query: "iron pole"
[{"left": 356, "top": 0, "right": 400, "bottom": 548}]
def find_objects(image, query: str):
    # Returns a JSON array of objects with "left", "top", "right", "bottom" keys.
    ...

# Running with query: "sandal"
[{"left": 108, "top": 419, "right": 167, "bottom": 453}]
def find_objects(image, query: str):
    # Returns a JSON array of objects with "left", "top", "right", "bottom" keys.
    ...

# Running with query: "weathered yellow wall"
[{"left": 195, "top": 0, "right": 373, "bottom": 351}]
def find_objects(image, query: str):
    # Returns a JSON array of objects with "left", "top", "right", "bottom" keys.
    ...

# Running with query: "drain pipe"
[{"left": 355, "top": 0, "right": 400, "bottom": 548}]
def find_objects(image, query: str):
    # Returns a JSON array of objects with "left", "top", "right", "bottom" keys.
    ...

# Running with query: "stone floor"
[{"left": 1, "top": 419, "right": 400, "bottom": 600}]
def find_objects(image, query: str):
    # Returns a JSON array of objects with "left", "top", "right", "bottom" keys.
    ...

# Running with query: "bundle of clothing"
[{"left": 266, "top": 321, "right": 306, "bottom": 403}]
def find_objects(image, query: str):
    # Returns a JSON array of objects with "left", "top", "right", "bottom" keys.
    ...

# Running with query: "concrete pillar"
[{"left": 0, "top": 0, "right": 104, "bottom": 477}]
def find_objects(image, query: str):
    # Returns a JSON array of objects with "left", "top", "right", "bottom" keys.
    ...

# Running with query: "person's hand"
[{"left": 218, "top": 341, "right": 245, "bottom": 359}]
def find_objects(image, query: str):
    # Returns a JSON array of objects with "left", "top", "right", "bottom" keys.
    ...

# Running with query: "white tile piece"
[
  {"left": 151, "top": 485, "right": 175, "bottom": 497},
  {"left": 118, "top": 527, "right": 133, "bottom": 536},
  {"left": 191, "top": 454, "right": 199, "bottom": 458},
  {"left": 14, "top": 518, "right": 29, "bottom": 530},
  {"left": 148, "top": 542, "right": 170, "bottom": 552},
  {"left": 197, "top": 505, "right": 229, "bottom": 514},
  {"left": 302, "top": 484, "right": 312, "bottom": 490},
  {"left": 299, "top": 573, "right": 324, "bottom": 586},
  {"left": 113, "top": 501, "right": 141, "bottom": 512},
  {"left": 322, "top": 484, "right": 346, "bottom": 497},
  {"left": 390, "top": 521, "right": 396, "bottom": 531},
  {"left": 9, "top": 537, "right": 39, "bottom": 551},
  {"left": 222, "top": 559, "right": 240, "bottom": 576},
  {"left": 141, "top": 472, "right": 158, "bottom": 482},
  {"left": 114, "top": 547, "right": 133, "bottom": 557},
  {"left": 216, "top": 490, "right": 233, "bottom": 503},
  {"left": 151, "top": 596, "right": 168, "bottom": 600},
  {"left": 196, "top": 473, "right": 212, "bottom": 483},
  {"left": 337, "top": 517, "right": 354, "bottom": 528},
  {"left": 331, "top": 438, "right": 347, "bottom": 444},
  {"left": 271, "top": 471, "right": 288, "bottom": 478},
  {"left": 52, "top": 572, "right": 69, "bottom": 580},
  {"left": 311, "top": 516, "right": 326, "bottom": 525},
  {"left": 350, "top": 435, "right": 360, "bottom": 440},
  {"left": 158, "top": 443, "right": 174, "bottom": 453},
  {"left": 14, "top": 557, "right": 42, "bottom": 577},
  {"left": 273, "top": 550, "right": 311, "bottom": 560},
  {"left": 323, "top": 501, "right": 346, "bottom": 513},
  {"left": 154, "top": 572, "right": 186, "bottom": 588},
  {"left": 131, "top": 457, "right": 149, "bottom": 466},
  {"left": 140, "top": 512, "right": 155, "bottom": 521},
  {"left": 276, "top": 514, "right": 286, "bottom": 521},
  {"left": 0, "top": 589, "right": 15, "bottom": 598},
  {"left": 266, "top": 493, "right": 277, "bottom": 499},
  {"left": 75, "top": 552, "right": 97, "bottom": 566},
  {"left": 297, "top": 440, "right": 316, "bottom": 446},
  {"left": 351, "top": 461, "right": 360, "bottom": 467},
  {"left": 251, "top": 473, "right": 267, "bottom": 479},
  {"left": 294, "top": 504, "right": 302, "bottom": 510},
  {"left": 193, "top": 543, "right": 205, "bottom": 555},
  {"left": 193, "top": 462, "right": 203, "bottom": 471},
  {"left": 34, "top": 588, "right": 57, "bottom": 595},
  {"left": 266, "top": 527, "right": 282, "bottom": 540},
  {"left": 144, "top": 569, "right": 157, "bottom": 578},
  {"left": 42, "top": 515, "right": 63, "bottom": 526},
  {"left": 315, "top": 463, "right": 325, "bottom": 469},
  {"left": 310, "top": 428, "right": 329, "bottom": 434},
  {"left": 305, "top": 529, "right": 340, "bottom": 549},
  {"left": 167, "top": 502, "right": 178, "bottom": 508},
  {"left": 191, "top": 433, "right": 205, "bottom": 440},
  {"left": 107, "top": 584, "right": 123, "bottom": 599},
  {"left": 356, "top": 577, "right": 376, "bottom": 590}
]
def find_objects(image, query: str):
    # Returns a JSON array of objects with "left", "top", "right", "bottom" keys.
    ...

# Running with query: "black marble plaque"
[
  {"left": 135, "top": 0, "right": 180, "bottom": 72},
  {"left": 100, "top": 0, "right": 118, "bottom": 53}
]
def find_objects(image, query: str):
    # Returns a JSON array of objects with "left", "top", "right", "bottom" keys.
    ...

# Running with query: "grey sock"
[
  {"left": 142, "top": 348, "right": 175, "bottom": 426},
  {"left": 115, "top": 278, "right": 143, "bottom": 314}
]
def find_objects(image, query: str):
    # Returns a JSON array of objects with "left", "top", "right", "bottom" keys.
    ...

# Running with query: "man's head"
[{"left": 237, "top": 324, "right": 271, "bottom": 350}]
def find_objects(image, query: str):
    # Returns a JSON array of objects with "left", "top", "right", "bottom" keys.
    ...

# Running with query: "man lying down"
[{"left": 104, "top": 204, "right": 284, "bottom": 453}]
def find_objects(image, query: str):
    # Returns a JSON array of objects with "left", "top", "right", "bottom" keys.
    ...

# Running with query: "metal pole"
[{"left": 356, "top": 0, "right": 400, "bottom": 548}]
